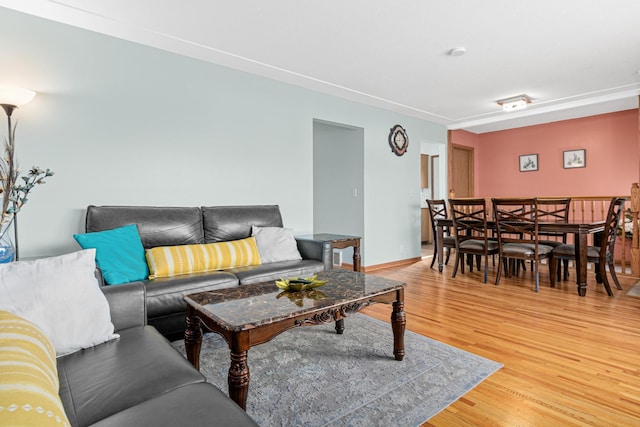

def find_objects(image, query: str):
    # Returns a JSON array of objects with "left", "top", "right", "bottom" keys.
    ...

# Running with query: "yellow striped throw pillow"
[
  {"left": 0, "top": 310, "right": 70, "bottom": 426},
  {"left": 146, "top": 237, "right": 261, "bottom": 279}
]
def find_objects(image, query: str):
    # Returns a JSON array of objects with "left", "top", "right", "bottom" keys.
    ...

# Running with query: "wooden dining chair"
[
  {"left": 487, "top": 202, "right": 527, "bottom": 275},
  {"left": 536, "top": 197, "right": 572, "bottom": 280},
  {"left": 449, "top": 198, "right": 498, "bottom": 283},
  {"left": 426, "top": 199, "right": 456, "bottom": 269},
  {"left": 492, "top": 198, "right": 554, "bottom": 292},
  {"left": 549, "top": 197, "right": 626, "bottom": 296}
]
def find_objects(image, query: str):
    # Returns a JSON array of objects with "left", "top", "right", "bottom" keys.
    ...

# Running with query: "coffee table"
[{"left": 183, "top": 269, "right": 406, "bottom": 410}]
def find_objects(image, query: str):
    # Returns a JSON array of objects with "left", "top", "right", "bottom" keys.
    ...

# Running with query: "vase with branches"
[{"left": 0, "top": 121, "right": 54, "bottom": 262}]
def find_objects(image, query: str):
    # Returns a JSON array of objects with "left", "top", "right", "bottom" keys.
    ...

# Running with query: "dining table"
[{"left": 433, "top": 218, "right": 605, "bottom": 296}]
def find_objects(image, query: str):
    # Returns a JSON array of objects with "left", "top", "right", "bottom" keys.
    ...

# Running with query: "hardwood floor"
[{"left": 361, "top": 256, "right": 640, "bottom": 426}]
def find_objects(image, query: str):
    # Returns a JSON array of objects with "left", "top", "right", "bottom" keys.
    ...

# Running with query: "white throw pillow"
[
  {"left": 251, "top": 226, "right": 302, "bottom": 264},
  {"left": 0, "top": 249, "right": 118, "bottom": 356}
]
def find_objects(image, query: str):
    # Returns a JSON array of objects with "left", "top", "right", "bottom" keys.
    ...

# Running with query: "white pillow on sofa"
[
  {"left": 251, "top": 226, "right": 302, "bottom": 264},
  {"left": 0, "top": 249, "right": 118, "bottom": 356}
]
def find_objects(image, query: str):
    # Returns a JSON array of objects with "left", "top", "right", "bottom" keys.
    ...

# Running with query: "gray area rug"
[
  {"left": 626, "top": 280, "right": 640, "bottom": 297},
  {"left": 172, "top": 314, "right": 501, "bottom": 426}
]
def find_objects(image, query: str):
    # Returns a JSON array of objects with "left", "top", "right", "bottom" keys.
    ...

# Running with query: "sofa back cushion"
[
  {"left": 202, "top": 205, "right": 284, "bottom": 243},
  {"left": 86, "top": 206, "right": 204, "bottom": 249}
]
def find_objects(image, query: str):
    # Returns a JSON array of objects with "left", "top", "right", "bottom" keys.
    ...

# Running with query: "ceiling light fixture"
[{"left": 496, "top": 94, "right": 532, "bottom": 112}]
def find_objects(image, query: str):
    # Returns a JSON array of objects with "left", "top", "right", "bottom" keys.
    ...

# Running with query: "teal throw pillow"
[{"left": 74, "top": 224, "right": 149, "bottom": 285}]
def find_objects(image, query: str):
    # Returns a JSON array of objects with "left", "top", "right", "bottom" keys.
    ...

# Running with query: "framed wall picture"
[
  {"left": 519, "top": 154, "right": 538, "bottom": 172},
  {"left": 563, "top": 149, "right": 586, "bottom": 169}
]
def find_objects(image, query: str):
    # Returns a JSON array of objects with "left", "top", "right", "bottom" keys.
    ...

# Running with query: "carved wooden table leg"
[
  {"left": 575, "top": 231, "right": 588, "bottom": 297},
  {"left": 436, "top": 222, "right": 445, "bottom": 272},
  {"left": 593, "top": 231, "right": 604, "bottom": 284},
  {"left": 228, "top": 350, "right": 250, "bottom": 410},
  {"left": 391, "top": 291, "right": 406, "bottom": 361},
  {"left": 184, "top": 310, "right": 203, "bottom": 370},
  {"left": 353, "top": 243, "right": 361, "bottom": 272},
  {"left": 335, "top": 319, "right": 345, "bottom": 334}
]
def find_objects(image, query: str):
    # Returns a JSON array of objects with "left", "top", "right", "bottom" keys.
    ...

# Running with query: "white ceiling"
[{"left": 2, "top": 0, "right": 639, "bottom": 133}]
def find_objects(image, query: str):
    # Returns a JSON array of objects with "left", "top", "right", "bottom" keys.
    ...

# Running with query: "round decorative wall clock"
[{"left": 388, "top": 124, "right": 408, "bottom": 156}]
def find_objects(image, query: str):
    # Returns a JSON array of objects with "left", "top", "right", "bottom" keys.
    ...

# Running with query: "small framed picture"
[
  {"left": 519, "top": 154, "right": 538, "bottom": 172},
  {"left": 563, "top": 149, "right": 586, "bottom": 169}
]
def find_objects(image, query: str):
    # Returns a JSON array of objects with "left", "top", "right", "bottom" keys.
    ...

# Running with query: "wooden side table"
[{"left": 296, "top": 233, "right": 361, "bottom": 271}]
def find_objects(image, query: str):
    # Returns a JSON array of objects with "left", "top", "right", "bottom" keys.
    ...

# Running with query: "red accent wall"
[{"left": 451, "top": 109, "right": 638, "bottom": 197}]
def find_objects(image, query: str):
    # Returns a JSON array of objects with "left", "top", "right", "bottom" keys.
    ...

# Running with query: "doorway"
[
  {"left": 421, "top": 154, "right": 431, "bottom": 244},
  {"left": 420, "top": 143, "right": 446, "bottom": 260},
  {"left": 312, "top": 119, "right": 365, "bottom": 265}
]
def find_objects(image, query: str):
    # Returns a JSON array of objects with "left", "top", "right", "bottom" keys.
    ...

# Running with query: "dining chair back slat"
[
  {"left": 537, "top": 198, "right": 572, "bottom": 281},
  {"left": 426, "top": 199, "right": 455, "bottom": 269},
  {"left": 450, "top": 198, "right": 498, "bottom": 283},
  {"left": 537, "top": 198, "right": 572, "bottom": 240},
  {"left": 492, "top": 198, "right": 554, "bottom": 292},
  {"left": 602, "top": 198, "right": 626, "bottom": 260},
  {"left": 549, "top": 197, "right": 626, "bottom": 295}
]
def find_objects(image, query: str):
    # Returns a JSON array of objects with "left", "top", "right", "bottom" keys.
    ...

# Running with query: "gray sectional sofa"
[
  {"left": 57, "top": 281, "right": 258, "bottom": 426},
  {"left": 85, "top": 205, "right": 333, "bottom": 339}
]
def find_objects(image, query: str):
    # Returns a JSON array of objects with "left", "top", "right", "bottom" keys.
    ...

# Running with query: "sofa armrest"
[
  {"left": 101, "top": 282, "right": 147, "bottom": 332},
  {"left": 295, "top": 238, "right": 333, "bottom": 271}
]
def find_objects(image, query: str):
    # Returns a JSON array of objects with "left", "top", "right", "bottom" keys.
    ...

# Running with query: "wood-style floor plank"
[{"left": 360, "top": 257, "right": 640, "bottom": 426}]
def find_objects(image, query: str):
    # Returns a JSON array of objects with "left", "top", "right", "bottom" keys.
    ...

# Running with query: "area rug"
[
  {"left": 172, "top": 314, "right": 501, "bottom": 426},
  {"left": 626, "top": 280, "right": 640, "bottom": 297}
]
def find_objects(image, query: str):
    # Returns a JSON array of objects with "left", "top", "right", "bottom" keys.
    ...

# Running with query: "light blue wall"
[{"left": 0, "top": 7, "right": 447, "bottom": 264}]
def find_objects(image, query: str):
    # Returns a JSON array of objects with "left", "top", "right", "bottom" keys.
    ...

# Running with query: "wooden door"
[
  {"left": 430, "top": 155, "right": 440, "bottom": 199},
  {"left": 450, "top": 144, "right": 474, "bottom": 198},
  {"left": 421, "top": 154, "right": 432, "bottom": 242},
  {"left": 420, "top": 154, "right": 429, "bottom": 188}
]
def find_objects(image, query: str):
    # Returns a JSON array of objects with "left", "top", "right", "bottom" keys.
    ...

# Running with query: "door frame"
[
  {"left": 430, "top": 154, "right": 439, "bottom": 200},
  {"left": 447, "top": 130, "right": 475, "bottom": 198}
]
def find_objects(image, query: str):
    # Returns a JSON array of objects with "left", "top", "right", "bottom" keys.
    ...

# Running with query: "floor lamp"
[{"left": 0, "top": 85, "right": 36, "bottom": 261}]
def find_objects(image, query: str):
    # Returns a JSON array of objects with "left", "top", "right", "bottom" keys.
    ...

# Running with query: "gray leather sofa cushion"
[
  {"left": 89, "top": 382, "right": 258, "bottom": 427},
  {"left": 202, "top": 205, "right": 283, "bottom": 242},
  {"left": 58, "top": 326, "right": 204, "bottom": 427},
  {"left": 143, "top": 271, "right": 238, "bottom": 318},
  {"left": 228, "top": 259, "right": 325, "bottom": 285},
  {"left": 86, "top": 205, "right": 204, "bottom": 248}
]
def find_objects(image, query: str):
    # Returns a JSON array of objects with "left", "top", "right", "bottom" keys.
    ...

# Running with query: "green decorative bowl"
[{"left": 275, "top": 275, "right": 328, "bottom": 292}]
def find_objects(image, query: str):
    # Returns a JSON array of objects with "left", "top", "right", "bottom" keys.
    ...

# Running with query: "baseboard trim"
[{"left": 361, "top": 257, "right": 422, "bottom": 272}]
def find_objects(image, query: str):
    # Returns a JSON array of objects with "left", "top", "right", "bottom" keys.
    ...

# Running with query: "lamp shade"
[{"left": 0, "top": 85, "right": 36, "bottom": 107}]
